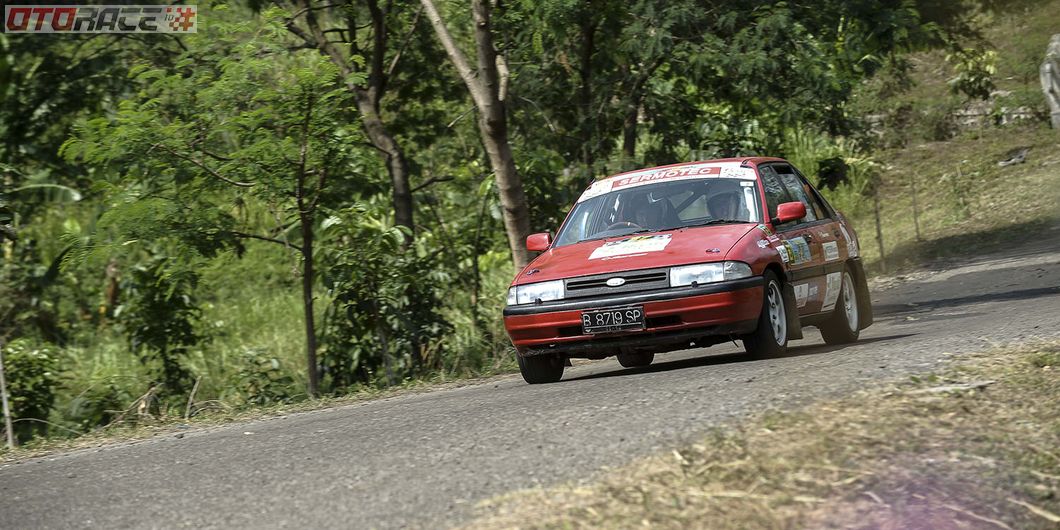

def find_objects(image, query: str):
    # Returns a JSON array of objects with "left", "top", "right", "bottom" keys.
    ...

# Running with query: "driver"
[
  {"left": 632, "top": 193, "right": 667, "bottom": 230},
  {"left": 707, "top": 186, "right": 743, "bottom": 221}
]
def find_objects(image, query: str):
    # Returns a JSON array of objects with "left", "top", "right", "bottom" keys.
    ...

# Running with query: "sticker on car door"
[
  {"left": 822, "top": 241, "right": 840, "bottom": 262},
  {"left": 781, "top": 236, "right": 812, "bottom": 265},
  {"left": 821, "top": 272, "right": 842, "bottom": 312}
]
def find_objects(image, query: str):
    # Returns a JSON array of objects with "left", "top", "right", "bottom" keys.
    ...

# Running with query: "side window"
[
  {"left": 758, "top": 166, "right": 793, "bottom": 220},
  {"left": 774, "top": 166, "right": 821, "bottom": 223},
  {"left": 794, "top": 168, "right": 834, "bottom": 219}
]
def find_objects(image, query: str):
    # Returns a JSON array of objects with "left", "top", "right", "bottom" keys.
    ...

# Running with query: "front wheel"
[
  {"left": 743, "top": 271, "right": 789, "bottom": 358},
  {"left": 517, "top": 354, "right": 565, "bottom": 384},
  {"left": 819, "top": 269, "right": 860, "bottom": 345}
]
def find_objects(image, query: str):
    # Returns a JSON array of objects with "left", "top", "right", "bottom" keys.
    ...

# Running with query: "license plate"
[{"left": 581, "top": 306, "right": 645, "bottom": 334}]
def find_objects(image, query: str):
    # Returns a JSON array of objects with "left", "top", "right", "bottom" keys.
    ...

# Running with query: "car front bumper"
[{"left": 503, "top": 276, "right": 764, "bottom": 357}]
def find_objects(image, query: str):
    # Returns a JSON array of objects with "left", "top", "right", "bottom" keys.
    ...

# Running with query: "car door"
[
  {"left": 776, "top": 164, "right": 848, "bottom": 314},
  {"left": 758, "top": 164, "right": 828, "bottom": 316}
]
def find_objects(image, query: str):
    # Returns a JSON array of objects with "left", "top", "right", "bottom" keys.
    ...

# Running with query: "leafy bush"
[
  {"left": 62, "top": 380, "right": 133, "bottom": 432},
  {"left": 946, "top": 47, "right": 997, "bottom": 101},
  {"left": 2, "top": 339, "right": 59, "bottom": 441},
  {"left": 319, "top": 206, "right": 452, "bottom": 391},
  {"left": 234, "top": 348, "right": 296, "bottom": 406},
  {"left": 118, "top": 255, "right": 203, "bottom": 398}
]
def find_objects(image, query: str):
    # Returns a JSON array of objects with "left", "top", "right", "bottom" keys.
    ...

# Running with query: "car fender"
[{"left": 727, "top": 225, "right": 803, "bottom": 340}]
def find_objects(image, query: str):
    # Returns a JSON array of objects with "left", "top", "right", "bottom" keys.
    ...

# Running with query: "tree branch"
[
  {"left": 153, "top": 144, "right": 254, "bottom": 187},
  {"left": 230, "top": 231, "right": 304, "bottom": 253},
  {"left": 386, "top": 4, "right": 424, "bottom": 80},
  {"left": 411, "top": 175, "right": 454, "bottom": 192},
  {"left": 420, "top": 0, "right": 486, "bottom": 108}
]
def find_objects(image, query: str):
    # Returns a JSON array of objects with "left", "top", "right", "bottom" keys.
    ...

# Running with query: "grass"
[
  {"left": 830, "top": 0, "right": 1060, "bottom": 275},
  {"left": 464, "top": 341, "right": 1060, "bottom": 529},
  {"left": 847, "top": 122, "right": 1060, "bottom": 274}
]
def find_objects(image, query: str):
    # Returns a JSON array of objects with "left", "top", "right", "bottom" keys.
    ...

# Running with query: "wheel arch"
[
  {"left": 765, "top": 262, "right": 803, "bottom": 341},
  {"left": 846, "top": 258, "right": 874, "bottom": 330}
]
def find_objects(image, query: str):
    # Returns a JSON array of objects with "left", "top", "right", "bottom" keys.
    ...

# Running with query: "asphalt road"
[{"left": 3, "top": 233, "right": 1060, "bottom": 529}]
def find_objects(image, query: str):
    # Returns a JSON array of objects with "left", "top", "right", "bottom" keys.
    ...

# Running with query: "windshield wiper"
[
  {"left": 663, "top": 219, "right": 749, "bottom": 231},
  {"left": 577, "top": 227, "right": 656, "bottom": 244}
]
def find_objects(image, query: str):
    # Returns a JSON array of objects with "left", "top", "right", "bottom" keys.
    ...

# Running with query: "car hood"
[{"left": 515, "top": 223, "right": 758, "bottom": 284}]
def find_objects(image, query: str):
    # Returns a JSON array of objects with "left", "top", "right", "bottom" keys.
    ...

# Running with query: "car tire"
[
  {"left": 517, "top": 354, "right": 565, "bottom": 384},
  {"left": 743, "top": 271, "right": 789, "bottom": 358},
  {"left": 617, "top": 352, "right": 654, "bottom": 368},
  {"left": 819, "top": 268, "right": 861, "bottom": 345}
]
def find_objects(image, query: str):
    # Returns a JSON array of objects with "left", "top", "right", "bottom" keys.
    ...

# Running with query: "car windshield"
[{"left": 553, "top": 177, "right": 762, "bottom": 248}]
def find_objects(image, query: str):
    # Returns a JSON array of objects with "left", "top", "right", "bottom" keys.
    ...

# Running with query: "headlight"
[
  {"left": 507, "top": 280, "right": 565, "bottom": 305},
  {"left": 670, "top": 261, "right": 752, "bottom": 287}
]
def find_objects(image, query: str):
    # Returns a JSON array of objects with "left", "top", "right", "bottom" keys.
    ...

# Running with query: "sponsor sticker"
[
  {"left": 821, "top": 272, "right": 842, "bottom": 312},
  {"left": 786, "top": 237, "right": 812, "bottom": 265},
  {"left": 589, "top": 234, "right": 672, "bottom": 260},
  {"left": 577, "top": 162, "right": 757, "bottom": 202},
  {"left": 793, "top": 283, "right": 809, "bottom": 307},
  {"left": 822, "top": 241, "right": 840, "bottom": 262},
  {"left": 5, "top": 5, "right": 197, "bottom": 33}
]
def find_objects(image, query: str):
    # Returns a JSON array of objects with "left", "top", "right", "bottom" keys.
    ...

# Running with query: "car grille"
[{"left": 563, "top": 267, "right": 670, "bottom": 299}]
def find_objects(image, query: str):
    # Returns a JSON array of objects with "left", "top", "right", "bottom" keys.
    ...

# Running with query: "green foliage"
[
  {"left": 0, "top": 0, "right": 1045, "bottom": 445},
  {"left": 2, "top": 339, "right": 59, "bottom": 441},
  {"left": 318, "top": 206, "right": 452, "bottom": 390},
  {"left": 118, "top": 256, "right": 202, "bottom": 397},
  {"left": 234, "top": 348, "right": 297, "bottom": 406},
  {"left": 946, "top": 47, "right": 998, "bottom": 100},
  {"left": 781, "top": 129, "right": 880, "bottom": 216}
]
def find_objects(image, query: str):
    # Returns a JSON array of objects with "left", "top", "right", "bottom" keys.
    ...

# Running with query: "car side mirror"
[
  {"left": 772, "top": 201, "right": 806, "bottom": 225},
  {"left": 526, "top": 232, "right": 552, "bottom": 252}
]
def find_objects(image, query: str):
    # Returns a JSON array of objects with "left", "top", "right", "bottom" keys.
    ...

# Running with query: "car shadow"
[
  {"left": 562, "top": 333, "right": 917, "bottom": 383},
  {"left": 875, "top": 286, "right": 1060, "bottom": 316}
]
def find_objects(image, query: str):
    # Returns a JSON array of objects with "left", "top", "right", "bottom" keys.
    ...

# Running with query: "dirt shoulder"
[{"left": 465, "top": 341, "right": 1060, "bottom": 529}]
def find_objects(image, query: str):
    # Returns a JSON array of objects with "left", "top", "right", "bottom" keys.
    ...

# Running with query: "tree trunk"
[
  {"left": 420, "top": 0, "right": 532, "bottom": 269},
  {"left": 873, "top": 188, "right": 886, "bottom": 274},
  {"left": 285, "top": 0, "right": 416, "bottom": 236},
  {"left": 620, "top": 62, "right": 660, "bottom": 170},
  {"left": 0, "top": 337, "right": 15, "bottom": 449},
  {"left": 621, "top": 103, "right": 638, "bottom": 169},
  {"left": 358, "top": 106, "right": 414, "bottom": 233},
  {"left": 300, "top": 211, "right": 320, "bottom": 397},
  {"left": 578, "top": 14, "right": 597, "bottom": 172}
]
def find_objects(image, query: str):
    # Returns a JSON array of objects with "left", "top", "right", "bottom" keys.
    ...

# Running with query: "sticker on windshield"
[
  {"left": 589, "top": 234, "right": 672, "bottom": 260},
  {"left": 720, "top": 166, "right": 756, "bottom": 179},
  {"left": 822, "top": 241, "right": 840, "bottom": 262}
]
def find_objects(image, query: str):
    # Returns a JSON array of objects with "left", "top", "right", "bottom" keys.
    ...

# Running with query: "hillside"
[{"left": 841, "top": 0, "right": 1060, "bottom": 273}]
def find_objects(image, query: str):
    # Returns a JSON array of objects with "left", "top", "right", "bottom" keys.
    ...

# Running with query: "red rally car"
[{"left": 503, "top": 158, "right": 873, "bottom": 384}]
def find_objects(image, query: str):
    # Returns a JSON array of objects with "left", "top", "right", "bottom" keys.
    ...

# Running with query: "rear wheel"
[
  {"left": 617, "top": 352, "right": 654, "bottom": 368},
  {"left": 743, "top": 271, "right": 789, "bottom": 358},
  {"left": 517, "top": 354, "right": 565, "bottom": 384},
  {"left": 820, "top": 269, "right": 860, "bottom": 345}
]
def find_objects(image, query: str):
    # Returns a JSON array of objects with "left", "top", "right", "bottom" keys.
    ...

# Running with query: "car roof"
[{"left": 576, "top": 157, "right": 788, "bottom": 203}]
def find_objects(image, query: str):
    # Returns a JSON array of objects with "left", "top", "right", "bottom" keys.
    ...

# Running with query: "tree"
[
  {"left": 275, "top": 0, "right": 419, "bottom": 237},
  {"left": 420, "top": 0, "right": 532, "bottom": 269},
  {"left": 61, "top": 8, "right": 368, "bottom": 397}
]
